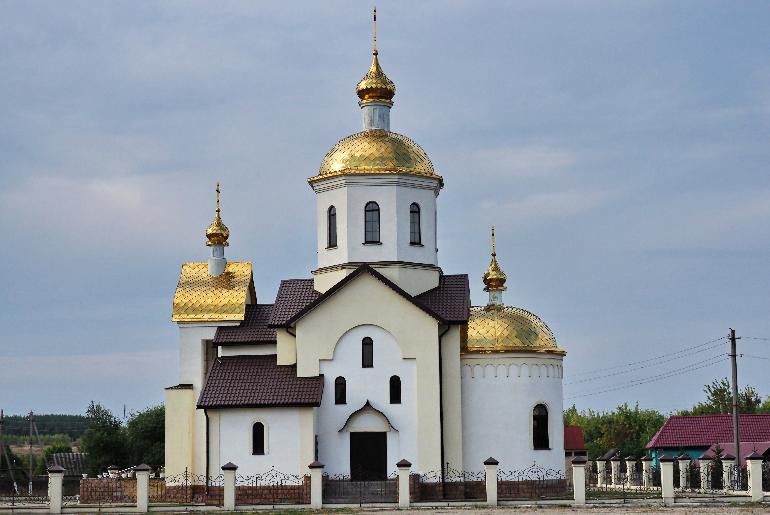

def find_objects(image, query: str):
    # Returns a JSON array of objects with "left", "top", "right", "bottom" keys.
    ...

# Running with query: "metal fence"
[
  {"left": 586, "top": 460, "right": 660, "bottom": 502},
  {"left": 148, "top": 470, "right": 223, "bottom": 506},
  {"left": 236, "top": 468, "right": 309, "bottom": 505},
  {"left": 322, "top": 471, "right": 397, "bottom": 504},
  {"left": 498, "top": 464, "right": 570, "bottom": 500}
]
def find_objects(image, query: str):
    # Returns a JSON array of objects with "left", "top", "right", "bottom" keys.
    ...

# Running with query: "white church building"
[{"left": 165, "top": 16, "right": 566, "bottom": 481}]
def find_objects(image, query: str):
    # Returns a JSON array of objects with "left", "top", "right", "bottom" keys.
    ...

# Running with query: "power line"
[
  {"left": 566, "top": 336, "right": 725, "bottom": 377},
  {"left": 564, "top": 342, "right": 725, "bottom": 385},
  {"left": 565, "top": 355, "right": 728, "bottom": 399},
  {"left": 742, "top": 354, "right": 770, "bottom": 361},
  {"left": 743, "top": 336, "right": 770, "bottom": 341}
]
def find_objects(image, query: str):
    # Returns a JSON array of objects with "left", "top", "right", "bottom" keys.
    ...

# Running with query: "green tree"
[
  {"left": 564, "top": 403, "right": 665, "bottom": 459},
  {"left": 126, "top": 405, "right": 164, "bottom": 468},
  {"left": 678, "top": 378, "right": 762, "bottom": 415},
  {"left": 80, "top": 402, "right": 127, "bottom": 475}
]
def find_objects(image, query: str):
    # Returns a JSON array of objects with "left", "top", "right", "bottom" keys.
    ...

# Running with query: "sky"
[{"left": 1, "top": 1, "right": 769, "bottom": 419}]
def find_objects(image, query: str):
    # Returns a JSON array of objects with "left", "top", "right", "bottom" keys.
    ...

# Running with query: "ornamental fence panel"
[
  {"left": 413, "top": 467, "right": 485, "bottom": 502},
  {"left": 148, "top": 469, "right": 223, "bottom": 506},
  {"left": 586, "top": 461, "right": 659, "bottom": 502},
  {"left": 236, "top": 467, "right": 309, "bottom": 505},
  {"left": 763, "top": 462, "right": 770, "bottom": 492},
  {"left": 79, "top": 478, "right": 136, "bottom": 505},
  {"left": 497, "top": 464, "right": 570, "bottom": 500},
  {"left": 322, "top": 469, "right": 397, "bottom": 504}
]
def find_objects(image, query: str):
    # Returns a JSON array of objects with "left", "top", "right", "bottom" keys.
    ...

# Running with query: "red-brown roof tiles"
[
  {"left": 197, "top": 355, "right": 323, "bottom": 408},
  {"left": 564, "top": 426, "right": 587, "bottom": 451},
  {"left": 268, "top": 279, "right": 320, "bottom": 327},
  {"left": 214, "top": 304, "right": 276, "bottom": 344},
  {"left": 646, "top": 414, "right": 770, "bottom": 449},
  {"left": 414, "top": 274, "right": 469, "bottom": 323}
]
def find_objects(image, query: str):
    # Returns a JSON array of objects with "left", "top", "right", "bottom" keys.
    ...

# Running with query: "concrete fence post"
[
  {"left": 624, "top": 456, "right": 636, "bottom": 485},
  {"left": 47, "top": 465, "right": 65, "bottom": 514},
  {"left": 221, "top": 462, "right": 237, "bottom": 511},
  {"left": 571, "top": 456, "right": 587, "bottom": 505},
  {"left": 721, "top": 454, "right": 735, "bottom": 491},
  {"left": 134, "top": 464, "right": 151, "bottom": 513},
  {"left": 308, "top": 461, "right": 324, "bottom": 509},
  {"left": 659, "top": 454, "right": 675, "bottom": 506},
  {"left": 641, "top": 456, "right": 652, "bottom": 488},
  {"left": 699, "top": 458, "right": 711, "bottom": 490},
  {"left": 596, "top": 460, "right": 606, "bottom": 487},
  {"left": 610, "top": 455, "right": 621, "bottom": 486},
  {"left": 396, "top": 459, "right": 411, "bottom": 508},
  {"left": 676, "top": 454, "right": 690, "bottom": 490},
  {"left": 747, "top": 452, "right": 763, "bottom": 502},
  {"left": 483, "top": 457, "right": 498, "bottom": 506}
]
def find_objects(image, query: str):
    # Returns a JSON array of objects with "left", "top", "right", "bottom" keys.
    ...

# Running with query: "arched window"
[
  {"left": 533, "top": 404, "right": 549, "bottom": 450},
  {"left": 327, "top": 206, "right": 337, "bottom": 248},
  {"left": 409, "top": 203, "right": 421, "bottom": 245},
  {"left": 389, "top": 376, "right": 401, "bottom": 404},
  {"left": 252, "top": 422, "right": 265, "bottom": 455},
  {"left": 334, "top": 376, "right": 346, "bottom": 405},
  {"left": 361, "top": 337, "right": 374, "bottom": 368},
  {"left": 364, "top": 202, "right": 380, "bottom": 243}
]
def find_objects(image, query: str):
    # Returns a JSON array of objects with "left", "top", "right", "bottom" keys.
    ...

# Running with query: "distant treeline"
[{"left": 2, "top": 414, "right": 89, "bottom": 439}]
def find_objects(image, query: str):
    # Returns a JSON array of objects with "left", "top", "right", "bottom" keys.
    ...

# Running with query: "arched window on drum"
[{"left": 533, "top": 404, "right": 549, "bottom": 450}]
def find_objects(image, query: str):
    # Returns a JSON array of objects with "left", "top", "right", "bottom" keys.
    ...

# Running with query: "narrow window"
[
  {"left": 364, "top": 202, "right": 380, "bottom": 243},
  {"left": 409, "top": 203, "right": 421, "bottom": 244},
  {"left": 335, "top": 376, "right": 346, "bottom": 404},
  {"left": 252, "top": 422, "right": 265, "bottom": 455},
  {"left": 327, "top": 206, "right": 337, "bottom": 248},
  {"left": 362, "top": 337, "right": 374, "bottom": 368},
  {"left": 389, "top": 376, "right": 401, "bottom": 404},
  {"left": 533, "top": 404, "right": 549, "bottom": 450}
]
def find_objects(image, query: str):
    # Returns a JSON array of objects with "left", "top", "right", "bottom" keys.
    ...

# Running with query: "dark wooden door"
[{"left": 349, "top": 432, "right": 387, "bottom": 480}]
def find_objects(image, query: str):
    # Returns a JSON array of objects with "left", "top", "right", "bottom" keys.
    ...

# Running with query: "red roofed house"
[
  {"left": 564, "top": 426, "right": 587, "bottom": 485},
  {"left": 645, "top": 414, "right": 770, "bottom": 464}
]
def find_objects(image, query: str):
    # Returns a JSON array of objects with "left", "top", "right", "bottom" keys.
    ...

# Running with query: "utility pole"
[
  {"left": 0, "top": 410, "right": 17, "bottom": 487},
  {"left": 729, "top": 328, "right": 741, "bottom": 489},
  {"left": 28, "top": 411, "right": 33, "bottom": 495}
]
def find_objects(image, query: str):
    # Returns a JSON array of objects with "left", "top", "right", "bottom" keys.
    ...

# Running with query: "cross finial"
[
  {"left": 215, "top": 182, "right": 221, "bottom": 215},
  {"left": 491, "top": 225, "right": 496, "bottom": 256},
  {"left": 373, "top": 7, "right": 378, "bottom": 55}
]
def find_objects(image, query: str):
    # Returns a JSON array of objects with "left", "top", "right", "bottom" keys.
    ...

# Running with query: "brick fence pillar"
[
  {"left": 396, "top": 459, "right": 411, "bottom": 508},
  {"left": 483, "top": 457, "right": 498, "bottom": 506},
  {"left": 659, "top": 454, "right": 675, "bottom": 506},
  {"left": 47, "top": 465, "right": 65, "bottom": 514},
  {"left": 309, "top": 461, "right": 324, "bottom": 509},
  {"left": 135, "top": 464, "right": 151, "bottom": 513},
  {"left": 625, "top": 456, "right": 635, "bottom": 485},
  {"left": 700, "top": 457, "right": 712, "bottom": 490},
  {"left": 747, "top": 452, "right": 763, "bottom": 502},
  {"left": 221, "top": 462, "right": 237, "bottom": 511},
  {"left": 571, "top": 456, "right": 586, "bottom": 505},
  {"left": 641, "top": 456, "right": 652, "bottom": 488},
  {"left": 677, "top": 454, "right": 690, "bottom": 490},
  {"left": 596, "top": 460, "right": 606, "bottom": 486},
  {"left": 610, "top": 455, "right": 621, "bottom": 486}
]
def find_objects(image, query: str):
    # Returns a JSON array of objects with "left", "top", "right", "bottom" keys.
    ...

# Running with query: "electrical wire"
[
  {"left": 742, "top": 354, "right": 770, "bottom": 361},
  {"left": 743, "top": 336, "right": 770, "bottom": 341},
  {"left": 566, "top": 336, "right": 726, "bottom": 377},
  {"left": 565, "top": 355, "right": 728, "bottom": 399}
]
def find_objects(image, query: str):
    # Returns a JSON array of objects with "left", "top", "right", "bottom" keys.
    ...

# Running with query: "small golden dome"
[
  {"left": 309, "top": 129, "right": 442, "bottom": 184},
  {"left": 356, "top": 52, "right": 396, "bottom": 103},
  {"left": 463, "top": 305, "right": 565, "bottom": 355},
  {"left": 206, "top": 183, "right": 229, "bottom": 247},
  {"left": 483, "top": 226, "right": 507, "bottom": 292},
  {"left": 356, "top": 7, "right": 396, "bottom": 103}
]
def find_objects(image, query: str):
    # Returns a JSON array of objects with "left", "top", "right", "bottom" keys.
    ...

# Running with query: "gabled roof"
[
  {"left": 701, "top": 442, "right": 770, "bottom": 465},
  {"left": 646, "top": 414, "right": 770, "bottom": 449},
  {"left": 197, "top": 355, "right": 323, "bottom": 408},
  {"left": 214, "top": 304, "right": 276, "bottom": 344},
  {"left": 282, "top": 265, "right": 445, "bottom": 326},
  {"left": 46, "top": 452, "right": 88, "bottom": 476},
  {"left": 269, "top": 279, "right": 320, "bottom": 326},
  {"left": 564, "top": 426, "right": 587, "bottom": 451},
  {"left": 415, "top": 274, "right": 470, "bottom": 324},
  {"left": 171, "top": 262, "right": 255, "bottom": 322}
]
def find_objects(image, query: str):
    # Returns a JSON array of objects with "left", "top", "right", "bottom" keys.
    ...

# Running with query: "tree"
[
  {"left": 126, "top": 406, "right": 164, "bottom": 468},
  {"left": 564, "top": 403, "right": 665, "bottom": 459},
  {"left": 80, "top": 402, "right": 128, "bottom": 475},
  {"left": 678, "top": 378, "right": 763, "bottom": 415}
]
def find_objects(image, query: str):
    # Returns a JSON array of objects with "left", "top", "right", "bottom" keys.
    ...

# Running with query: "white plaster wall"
[
  {"left": 215, "top": 407, "right": 315, "bottom": 476},
  {"left": 316, "top": 324, "right": 417, "bottom": 476},
  {"left": 461, "top": 354, "right": 565, "bottom": 474},
  {"left": 312, "top": 175, "right": 439, "bottom": 270}
]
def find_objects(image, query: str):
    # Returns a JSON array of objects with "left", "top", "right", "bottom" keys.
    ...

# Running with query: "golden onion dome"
[
  {"left": 309, "top": 129, "right": 443, "bottom": 184},
  {"left": 483, "top": 225, "right": 507, "bottom": 291},
  {"left": 356, "top": 51, "right": 396, "bottom": 103},
  {"left": 206, "top": 183, "right": 229, "bottom": 247},
  {"left": 463, "top": 305, "right": 565, "bottom": 355}
]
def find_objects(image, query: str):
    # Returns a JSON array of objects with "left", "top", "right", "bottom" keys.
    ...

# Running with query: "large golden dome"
[
  {"left": 309, "top": 129, "right": 443, "bottom": 184},
  {"left": 463, "top": 305, "right": 565, "bottom": 355}
]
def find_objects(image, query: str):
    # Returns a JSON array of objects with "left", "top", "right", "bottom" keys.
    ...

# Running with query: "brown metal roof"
[
  {"left": 414, "top": 274, "right": 470, "bottom": 324},
  {"left": 214, "top": 304, "right": 276, "bottom": 345},
  {"left": 269, "top": 279, "right": 321, "bottom": 326},
  {"left": 197, "top": 355, "right": 323, "bottom": 408}
]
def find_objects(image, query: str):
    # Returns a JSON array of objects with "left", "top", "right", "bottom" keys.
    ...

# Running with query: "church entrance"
[{"left": 350, "top": 432, "right": 387, "bottom": 480}]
